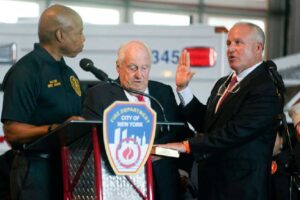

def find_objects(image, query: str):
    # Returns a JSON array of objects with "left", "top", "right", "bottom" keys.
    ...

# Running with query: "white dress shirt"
[{"left": 124, "top": 88, "right": 151, "bottom": 106}]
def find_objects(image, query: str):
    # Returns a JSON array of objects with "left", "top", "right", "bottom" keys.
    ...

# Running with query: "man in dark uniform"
[
  {"left": 1, "top": 4, "right": 85, "bottom": 200},
  {"left": 83, "top": 40, "right": 194, "bottom": 200}
]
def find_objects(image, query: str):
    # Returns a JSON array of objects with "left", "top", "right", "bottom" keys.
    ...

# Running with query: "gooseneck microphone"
[
  {"left": 80, "top": 58, "right": 109, "bottom": 81},
  {"left": 79, "top": 58, "right": 169, "bottom": 127}
]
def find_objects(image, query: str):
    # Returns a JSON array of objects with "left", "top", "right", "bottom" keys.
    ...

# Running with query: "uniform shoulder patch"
[{"left": 70, "top": 75, "right": 82, "bottom": 96}]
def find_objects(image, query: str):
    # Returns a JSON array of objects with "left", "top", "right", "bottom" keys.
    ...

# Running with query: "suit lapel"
[
  {"left": 110, "top": 83, "right": 128, "bottom": 101},
  {"left": 205, "top": 88, "right": 222, "bottom": 124},
  {"left": 205, "top": 76, "right": 230, "bottom": 128},
  {"left": 148, "top": 83, "right": 164, "bottom": 122}
]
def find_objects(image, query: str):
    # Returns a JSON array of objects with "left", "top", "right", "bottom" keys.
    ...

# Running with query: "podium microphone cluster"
[{"left": 79, "top": 58, "right": 170, "bottom": 130}]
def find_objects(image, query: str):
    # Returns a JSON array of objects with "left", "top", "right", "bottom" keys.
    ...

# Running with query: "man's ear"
[
  {"left": 257, "top": 42, "right": 264, "bottom": 52},
  {"left": 55, "top": 28, "right": 63, "bottom": 43},
  {"left": 116, "top": 61, "right": 120, "bottom": 73}
]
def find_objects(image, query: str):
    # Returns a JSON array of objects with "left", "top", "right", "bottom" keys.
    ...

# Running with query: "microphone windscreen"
[
  {"left": 79, "top": 58, "right": 94, "bottom": 71},
  {"left": 266, "top": 60, "right": 277, "bottom": 69}
]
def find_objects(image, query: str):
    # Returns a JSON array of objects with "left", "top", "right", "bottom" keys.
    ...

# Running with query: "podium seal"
[{"left": 103, "top": 101, "right": 156, "bottom": 175}]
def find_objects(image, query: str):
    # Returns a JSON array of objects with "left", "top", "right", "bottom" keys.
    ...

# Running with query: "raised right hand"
[{"left": 176, "top": 50, "right": 196, "bottom": 91}]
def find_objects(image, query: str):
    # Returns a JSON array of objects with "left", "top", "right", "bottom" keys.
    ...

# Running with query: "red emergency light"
[{"left": 184, "top": 47, "right": 217, "bottom": 67}]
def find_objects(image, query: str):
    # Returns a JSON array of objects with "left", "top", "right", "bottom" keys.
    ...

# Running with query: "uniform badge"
[
  {"left": 103, "top": 101, "right": 156, "bottom": 175},
  {"left": 70, "top": 75, "right": 81, "bottom": 96},
  {"left": 47, "top": 79, "right": 61, "bottom": 88}
]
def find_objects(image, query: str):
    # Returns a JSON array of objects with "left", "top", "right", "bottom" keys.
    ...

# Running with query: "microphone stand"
[{"left": 267, "top": 60, "right": 298, "bottom": 200}]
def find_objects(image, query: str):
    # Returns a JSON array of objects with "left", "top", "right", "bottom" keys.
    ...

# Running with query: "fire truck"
[{"left": 0, "top": 23, "right": 240, "bottom": 154}]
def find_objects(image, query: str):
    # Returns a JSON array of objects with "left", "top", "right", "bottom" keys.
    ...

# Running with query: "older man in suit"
[
  {"left": 159, "top": 22, "right": 283, "bottom": 200},
  {"left": 83, "top": 40, "right": 193, "bottom": 200}
]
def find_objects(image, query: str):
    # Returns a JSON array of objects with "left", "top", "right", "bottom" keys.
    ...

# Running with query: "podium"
[{"left": 26, "top": 120, "right": 184, "bottom": 200}]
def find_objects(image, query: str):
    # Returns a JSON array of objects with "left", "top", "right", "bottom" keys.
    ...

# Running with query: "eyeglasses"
[{"left": 217, "top": 73, "right": 240, "bottom": 96}]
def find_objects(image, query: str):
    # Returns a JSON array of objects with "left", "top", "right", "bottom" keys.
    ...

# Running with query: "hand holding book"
[{"left": 152, "top": 141, "right": 190, "bottom": 158}]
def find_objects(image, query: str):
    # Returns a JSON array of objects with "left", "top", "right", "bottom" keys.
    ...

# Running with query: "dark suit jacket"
[
  {"left": 182, "top": 62, "right": 282, "bottom": 200},
  {"left": 83, "top": 80, "right": 193, "bottom": 200}
]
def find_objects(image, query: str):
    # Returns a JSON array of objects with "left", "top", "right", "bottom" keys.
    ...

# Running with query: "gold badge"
[{"left": 70, "top": 76, "right": 82, "bottom": 96}]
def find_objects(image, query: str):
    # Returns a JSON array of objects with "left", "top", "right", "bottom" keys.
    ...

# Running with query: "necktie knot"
[
  {"left": 227, "top": 75, "right": 238, "bottom": 92},
  {"left": 137, "top": 95, "right": 145, "bottom": 102}
]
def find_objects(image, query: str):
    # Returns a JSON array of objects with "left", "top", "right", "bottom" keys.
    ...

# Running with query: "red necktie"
[
  {"left": 137, "top": 95, "right": 145, "bottom": 102},
  {"left": 216, "top": 75, "right": 238, "bottom": 111}
]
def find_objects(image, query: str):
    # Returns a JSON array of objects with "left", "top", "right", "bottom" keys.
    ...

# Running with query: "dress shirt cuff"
[
  {"left": 183, "top": 140, "right": 191, "bottom": 154},
  {"left": 177, "top": 87, "right": 193, "bottom": 107}
]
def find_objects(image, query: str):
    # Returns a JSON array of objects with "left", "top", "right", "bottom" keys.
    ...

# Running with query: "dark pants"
[
  {"left": 0, "top": 150, "right": 14, "bottom": 200},
  {"left": 10, "top": 152, "right": 62, "bottom": 200},
  {"left": 152, "top": 158, "right": 181, "bottom": 200}
]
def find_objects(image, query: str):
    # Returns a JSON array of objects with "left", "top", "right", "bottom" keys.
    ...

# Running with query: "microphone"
[
  {"left": 79, "top": 58, "right": 109, "bottom": 81},
  {"left": 79, "top": 58, "right": 170, "bottom": 129}
]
